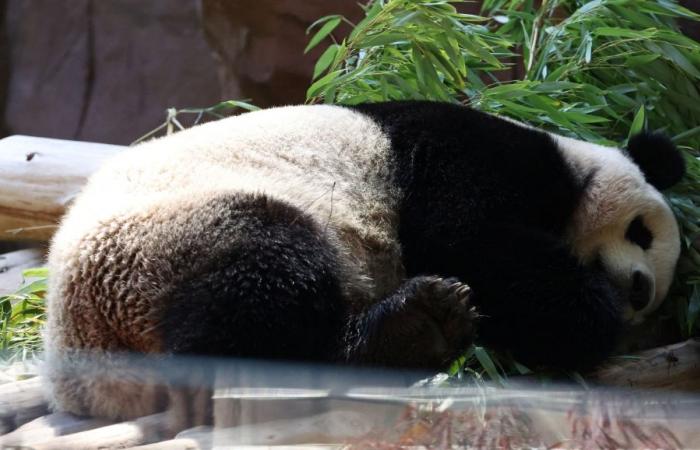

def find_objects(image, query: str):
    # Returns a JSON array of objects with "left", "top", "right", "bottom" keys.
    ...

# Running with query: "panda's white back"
[
  {"left": 50, "top": 105, "right": 405, "bottom": 308},
  {"left": 58, "top": 105, "right": 396, "bottom": 239}
]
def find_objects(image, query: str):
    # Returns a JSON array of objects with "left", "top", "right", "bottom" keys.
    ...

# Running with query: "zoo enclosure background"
[{"left": 1, "top": 0, "right": 699, "bottom": 146}]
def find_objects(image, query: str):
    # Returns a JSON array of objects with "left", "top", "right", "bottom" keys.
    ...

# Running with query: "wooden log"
[
  {"left": 0, "top": 376, "right": 48, "bottom": 434},
  {"left": 595, "top": 338, "right": 700, "bottom": 390},
  {"left": 0, "top": 248, "right": 45, "bottom": 295},
  {"left": 0, "top": 135, "right": 124, "bottom": 241},
  {"left": 127, "top": 438, "right": 202, "bottom": 450},
  {"left": 30, "top": 412, "right": 172, "bottom": 450},
  {"left": 0, "top": 412, "right": 111, "bottom": 447}
]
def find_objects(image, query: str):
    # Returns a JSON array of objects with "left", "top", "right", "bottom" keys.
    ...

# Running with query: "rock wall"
[
  {"left": 2, "top": 0, "right": 221, "bottom": 145},
  {"left": 0, "top": 0, "right": 363, "bottom": 145},
  {"left": 1, "top": 1, "right": 698, "bottom": 145},
  {"left": 200, "top": 0, "right": 362, "bottom": 107}
]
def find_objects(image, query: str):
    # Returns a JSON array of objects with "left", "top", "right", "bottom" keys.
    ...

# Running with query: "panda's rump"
[{"left": 45, "top": 189, "right": 355, "bottom": 418}]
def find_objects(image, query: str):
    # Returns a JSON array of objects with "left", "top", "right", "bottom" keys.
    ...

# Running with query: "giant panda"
[{"left": 44, "top": 101, "right": 685, "bottom": 420}]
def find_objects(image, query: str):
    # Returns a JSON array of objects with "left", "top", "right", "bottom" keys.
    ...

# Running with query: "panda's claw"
[
  {"left": 349, "top": 275, "right": 478, "bottom": 369},
  {"left": 456, "top": 284, "right": 471, "bottom": 297},
  {"left": 409, "top": 275, "right": 477, "bottom": 365},
  {"left": 428, "top": 277, "right": 444, "bottom": 287},
  {"left": 447, "top": 282, "right": 463, "bottom": 295}
]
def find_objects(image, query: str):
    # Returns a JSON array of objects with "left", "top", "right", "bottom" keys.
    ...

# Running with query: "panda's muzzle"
[{"left": 629, "top": 270, "right": 652, "bottom": 311}]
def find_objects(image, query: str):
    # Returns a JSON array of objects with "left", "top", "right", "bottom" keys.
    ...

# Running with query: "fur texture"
[
  {"left": 553, "top": 134, "right": 681, "bottom": 322},
  {"left": 627, "top": 131, "right": 686, "bottom": 190},
  {"left": 44, "top": 101, "right": 684, "bottom": 421}
]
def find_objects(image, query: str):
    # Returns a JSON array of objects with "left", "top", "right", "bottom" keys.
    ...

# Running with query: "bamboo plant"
[{"left": 305, "top": 0, "right": 700, "bottom": 351}]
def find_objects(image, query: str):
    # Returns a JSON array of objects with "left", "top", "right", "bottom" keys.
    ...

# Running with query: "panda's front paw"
[
  {"left": 348, "top": 275, "right": 477, "bottom": 369},
  {"left": 405, "top": 276, "right": 477, "bottom": 359}
]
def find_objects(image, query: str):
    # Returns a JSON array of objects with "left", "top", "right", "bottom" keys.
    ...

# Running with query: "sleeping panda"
[{"left": 44, "top": 101, "right": 685, "bottom": 420}]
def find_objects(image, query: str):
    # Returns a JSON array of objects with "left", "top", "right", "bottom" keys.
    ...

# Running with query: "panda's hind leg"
[
  {"left": 45, "top": 192, "right": 347, "bottom": 422},
  {"left": 343, "top": 276, "right": 476, "bottom": 369},
  {"left": 160, "top": 193, "right": 346, "bottom": 361}
]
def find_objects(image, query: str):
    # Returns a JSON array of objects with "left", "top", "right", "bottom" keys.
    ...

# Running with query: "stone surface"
[
  {"left": 3, "top": 0, "right": 221, "bottom": 145},
  {"left": 200, "top": 0, "right": 362, "bottom": 107}
]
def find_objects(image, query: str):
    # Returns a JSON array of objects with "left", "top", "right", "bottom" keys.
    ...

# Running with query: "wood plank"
[
  {"left": 0, "top": 248, "right": 45, "bottom": 295},
  {"left": 0, "top": 412, "right": 111, "bottom": 447},
  {"left": 30, "top": 413, "right": 172, "bottom": 450},
  {"left": 127, "top": 438, "right": 201, "bottom": 450},
  {"left": 595, "top": 338, "right": 700, "bottom": 390},
  {"left": 0, "top": 135, "right": 124, "bottom": 241},
  {"left": 0, "top": 376, "right": 48, "bottom": 434}
]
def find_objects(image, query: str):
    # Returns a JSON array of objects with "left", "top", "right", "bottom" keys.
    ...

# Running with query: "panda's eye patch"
[{"left": 625, "top": 216, "right": 653, "bottom": 250}]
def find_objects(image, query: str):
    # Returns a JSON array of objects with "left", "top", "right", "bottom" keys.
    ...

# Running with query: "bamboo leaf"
[
  {"left": 21, "top": 268, "right": 48, "bottom": 279},
  {"left": 306, "top": 70, "right": 342, "bottom": 99},
  {"left": 305, "top": 17, "right": 341, "bottom": 54},
  {"left": 629, "top": 105, "right": 646, "bottom": 139},
  {"left": 313, "top": 45, "right": 339, "bottom": 79},
  {"left": 474, "top": 346, "right": 505, "bottom": 385}
]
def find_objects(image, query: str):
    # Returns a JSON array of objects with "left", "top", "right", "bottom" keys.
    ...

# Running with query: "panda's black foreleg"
[
  {"left": 343, "top": 276, "right": 477, "bottom": 369},
  {"left": 457, "top": 225, "right": 625, "bottom": 371}
]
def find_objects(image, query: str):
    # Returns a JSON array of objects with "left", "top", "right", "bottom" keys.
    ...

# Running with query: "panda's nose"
[{"left": 630, "top": 270, "right": 652, "bottom": 311}]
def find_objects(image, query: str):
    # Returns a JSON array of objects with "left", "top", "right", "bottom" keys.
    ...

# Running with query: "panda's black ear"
[{"left": 627, "top": 131, "right": 685, "bottom": 190}]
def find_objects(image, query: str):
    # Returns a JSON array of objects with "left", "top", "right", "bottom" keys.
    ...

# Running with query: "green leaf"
[
  {"left": 211, "top": 100, "right": 260, "bottom": 112},
  {"left": 349, "top": 1, "right": 383, "bottom": 41},
  {"left": 22, "top": 268, "right": 48, "bottom": 279},
  {"left": 15, "top": 279, "right": 47, "bottom": 296},
  {"left": 628, "top": 105, "right": 646, "bottom": 139},
  {"left": 306, "top": 14, "right": 342, "bottom": 35},
  {"left": 355, "top": 33, "right": 407, "bottom": 49},
  {"left": 563, "top": 111, "right": 609, "bottom": 124},
  {"left": 625, "top": 54, "right": 660, "bottom": 67},
  {"left": 659, "top": 43, "right": 700, "bottom": 78},
  {"left": 474, "top": 346, "right": 505, "bottom": 385},
  {"left": 593, "top": 27, "right": 650, "bottom": 39},
  {"left": 512, "top": 360, "right": 532, "bottom": 375},
  {"left": 306, "top": 70, "right": 342, "bottom": 99},
  {"left": 305, "top": 17, "right": 341, "bottom": 54},
  {"left": 312, "top": 45, "right": 339, "bottom": 80}
]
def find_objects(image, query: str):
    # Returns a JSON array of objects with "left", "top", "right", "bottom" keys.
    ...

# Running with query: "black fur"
[
  {"left": 457, "top": 224, "right": 623, "bottom": 369},
  {"left": 161, "top": 194, "right": 475, "bottom": 370},
  {"left": 344, "top": 276, "right": 476, "bottom": 369},
  {"left": 627, "top": 131, "right": 685, "bottom": 190},
  {"left": 626, "top": 215, "right": 653, "bottom": 250},
  {"left": 164, "top": 101, "right": 635, "bottom": 372},
  {"left": 350, "top": 101, "right": 622, "bottom": 370},
  {"left": 162, "top": 193, "right": 346, "bottom": 361}
]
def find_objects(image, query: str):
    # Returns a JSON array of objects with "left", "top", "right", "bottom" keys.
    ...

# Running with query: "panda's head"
[{"left": 554, "top": 132, "right": 686, "bottom": 324}]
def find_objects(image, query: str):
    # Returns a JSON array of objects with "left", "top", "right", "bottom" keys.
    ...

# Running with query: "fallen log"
[
  {"left": 127, "top": 438, "right": 202, "bottom": 450},
  {"left": 0, "top": 135, "right": 124, "bottom": 241},
  {"left": 595, "top": 338, "right": 700, "bottom": 390},
  {"left": 0, "top": 376, "right": 48, "bottom": 434},
  {"left": 29, "top": 413, "right": 172, "bottom": 450},
  {"left": 0, "top": 412, "right": 111, "bottom": 447}
]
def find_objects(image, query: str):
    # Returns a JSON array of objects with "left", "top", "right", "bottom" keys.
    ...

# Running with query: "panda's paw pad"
[
  {"left": 417, "top": 276, "right": 472, "bottom": 314},
  {"left": 409, "top": 276, "right": 477, "bottom": 355}
]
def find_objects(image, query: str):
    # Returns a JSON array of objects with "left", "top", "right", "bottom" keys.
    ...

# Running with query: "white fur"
[
  {"left": 490, "top": 115, "right": 679, "bottom": 318},
  {"left": 552, "top": 134, "right": 680, "bottom": 323}
]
